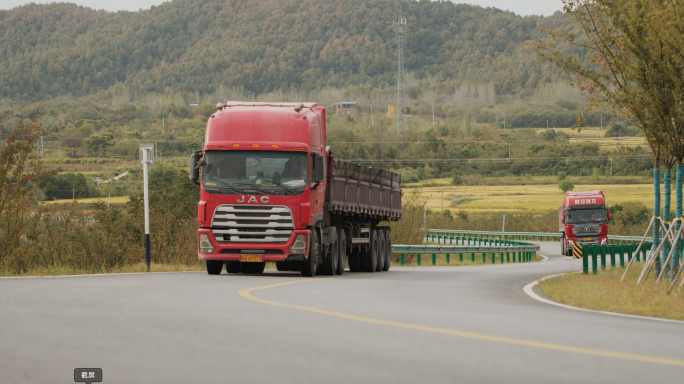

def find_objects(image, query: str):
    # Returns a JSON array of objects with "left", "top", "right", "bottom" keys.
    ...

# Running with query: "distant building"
[{"left": 335, "top": 102, "right": 357, "bottom": 115}]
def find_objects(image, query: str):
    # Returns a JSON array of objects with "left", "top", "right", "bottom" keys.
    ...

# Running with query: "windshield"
[
  {"left": 566, "top": 208, "right": 607, "bottom": 224},
  {"left": 202, "top": 150, "right": 308, "bottom": 194}
]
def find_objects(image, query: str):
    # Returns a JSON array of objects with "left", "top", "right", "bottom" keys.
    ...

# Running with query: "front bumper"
[{"left": 197, "top": 228, "right": 309, "bottom": 261}]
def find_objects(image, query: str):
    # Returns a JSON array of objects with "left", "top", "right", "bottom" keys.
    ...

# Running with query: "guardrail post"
[
  {"left": 417, "top": 253, "right": 421, "bottom": 266},
  {"left": 600, "top": 245, "right": 606, "bottom": 270},
  {"left": 506, "top": 252, "right": 510, "bottom": 263},
  {"left": 610, "top": 245, "right": 616, "bottom": 267},
  {"left": 633, "top": 244, "right": 639, "bottom": 262},
  {"left": 446, "top": 253, "right": 450, "bottom": 264},
  {"left": 591, "top": 245, "right": 598, "bottom": 274},
  {"left": 459, "top": 253, "right": 463, "bottom": 262},
  {"left": 482, "top": 252, "right": 486, "bottom": 263},
  {"left": 583, "top": 247, "right": 589, "bottom": 274},
  {"left": 500, "top": 252, "right": 504, "bottom": 263},
  {"left": 399, "top": 254, "right": 404, "bottom": 265},
  {"left": 491, "top": 252, "right": 496, "bottom": 264},
  {"left": 431, "top": 253, "right": 436, "bottom": 266},
  {"left": 619, "top": 245, "right": 625, "bottom": 267},
  {"left": 471, "top": 252, "right": 475, "bottom": 262}
]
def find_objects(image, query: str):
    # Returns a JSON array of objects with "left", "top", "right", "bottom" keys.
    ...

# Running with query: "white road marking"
[{"left": 523, "top": 274, "right": 684, "bottom": 325}]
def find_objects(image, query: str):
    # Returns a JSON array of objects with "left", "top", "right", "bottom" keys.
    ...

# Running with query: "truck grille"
[{"left": 211, "top": 205, "right": 294, "bottom": 243}]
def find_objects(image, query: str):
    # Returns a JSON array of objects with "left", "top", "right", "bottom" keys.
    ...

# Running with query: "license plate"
[
  {"left": 584, "top": 238, "right": 592, "bottom": 241},
  {"left": 241, "top": 254, "right": 263, "bottom": 263}
]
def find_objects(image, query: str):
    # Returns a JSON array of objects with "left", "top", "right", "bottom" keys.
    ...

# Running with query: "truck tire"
[
  {"left": 206, "top": 260, "right": 223, "bottom": 275},
  {"left": 302, "top": 229, "right": 319, "bottom": 277},
  {"left": 275, "top": 261, "right": 289, "bottom": 271},
  {"left": 383, "top": 229, "right": 391, "bottom": 271},
  {"left": 289, "top": 261, "right": 302, "bottom": 272},
  {"left": 225, "top": 261, "right": 241, "bottom": 274},
  {"left": 320, "top": 237, "right": 338, "bottom": 276},
  {"left": 336, "top": 228, "right": 346, "bottom": 275},
  {"left": 360, "top": 230, "right": 378, "bottom": 273},
  {"left": 348, "top": 249, "right": 361, "bottom": 272},
  {"left": 241, "top": 262, "right": 265, "bottom": 274},
  {"left": 375, "top": 229, "right": 385, "bottom": 272}
]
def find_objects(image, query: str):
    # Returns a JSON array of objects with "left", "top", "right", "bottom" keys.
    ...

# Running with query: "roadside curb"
[{"left": 523, "top": 273, "right": 684, "bottom": 325}]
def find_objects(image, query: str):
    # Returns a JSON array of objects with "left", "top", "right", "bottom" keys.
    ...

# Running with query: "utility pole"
[
  {"left": 441, "top": 189, "right": 444, "bottom": 213},
  {"left": 393, "top": 18, "right": 408, "bottom": 136},
  {"left": 139, "top": 143, "right": 155, "bottom": 272}
]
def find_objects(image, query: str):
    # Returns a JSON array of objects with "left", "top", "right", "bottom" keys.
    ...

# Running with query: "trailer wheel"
[
  {"left": 241, "top": 262, "right": 265, "bottom": 274},
  {"left": 206, "top": 260, "right": 223, "bottom": 275},
  {"left": 302, "top": 229, "right": 319, "bottom": 277},
  {"left": 320, "top": 236, "right": 338, "bottom": 276},
  {"left": 225, "top": 261, "right": 241, "bottom": 274},
  {"left": 336, "top": 228, "right": 346, "bottom": 275},
  {"left": 275, "top": 261, "right": 289, "bottom": 271},
  {"left": 383, "top": 229, "right": 391, "bottom": 271},
  {"left": 360, "top": 230, "right": 378, "bottom": 273},
  {"left": 375, "top": 230, "right": 385, "bottom": 272}
]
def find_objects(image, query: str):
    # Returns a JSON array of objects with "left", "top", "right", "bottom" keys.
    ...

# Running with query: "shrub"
[
  {"left": 559, "top": 179, "right": 574, "bottom": 192},
  {"left": 557, "top": 171, "right": 567, "bottom": 181}
]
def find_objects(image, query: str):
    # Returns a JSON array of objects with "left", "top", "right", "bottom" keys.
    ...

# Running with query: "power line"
[{"left": 330, "top": 138, "right": 646, "bottom": 144}]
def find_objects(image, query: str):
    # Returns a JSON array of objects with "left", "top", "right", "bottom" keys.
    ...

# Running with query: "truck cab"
[{"left": 559, "top": 190, "right": 610, "bottom": 256}]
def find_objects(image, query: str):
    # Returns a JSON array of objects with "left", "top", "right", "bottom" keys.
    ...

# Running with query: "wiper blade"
[
  {"left": 232, "top": 182, "right": 268, "bottom": 195},
  {"left": 205, "top": 178, "right": 241, "bottom": 194}
]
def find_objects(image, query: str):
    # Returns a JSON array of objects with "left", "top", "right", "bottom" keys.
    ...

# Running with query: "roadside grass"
[
  {"left": 532, "top": 127, "right": 647, "bottom": 150},
  {"left": 0, "top": 262, "right": 205, "bottom": 277},
  {"left": 538, "top": 263, "right": 684, "bottom": 321},
  {"left": 407, "top": 182, "right": 653, "bottom": 212}
]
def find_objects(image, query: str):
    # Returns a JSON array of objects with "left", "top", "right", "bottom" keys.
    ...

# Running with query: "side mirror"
[
  {"left": 189, "top": 151, "right": 202, "bottom": 182},
  {"left": 313, "top": 153, "right": 325, "bottom": 184},
  {"left": 607, "top": 210, "right": 611, "bottom": 221}
]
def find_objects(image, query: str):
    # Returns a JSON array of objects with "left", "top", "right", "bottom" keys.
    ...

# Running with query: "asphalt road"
[{"left": 2, "top": 241, "right": 684, "bottom": 384}]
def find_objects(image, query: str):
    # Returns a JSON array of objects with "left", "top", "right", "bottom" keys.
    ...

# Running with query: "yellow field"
[
  {"left": 40, "top": 196, "right": 130, "bottom": 205},
  {"left": 414, "top": 183, "right": 652, "bottom": 212},
  {"left": 534, "top": 127, "right": 647, "bottom": 150}
]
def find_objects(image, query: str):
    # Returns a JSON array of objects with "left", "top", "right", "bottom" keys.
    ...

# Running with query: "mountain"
[{"left": 0, "top": 0, "right": 578, "bottom": 100}]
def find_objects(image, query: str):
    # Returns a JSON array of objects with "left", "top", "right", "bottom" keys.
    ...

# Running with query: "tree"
[
  {"left": 62, "top": 136, "right": 83, "bottom": 158},
  {"left": 196, "top": 103, "right": 216, "bottom": 122},
  {"left": 0, "top": 108, "right": 48, "bottom": 269},
  {"left": 559, "top": 179, "right": 574, "bottom": 193},
  {"left": 84, "top": 132, "right": 115, "bottom": 158}
]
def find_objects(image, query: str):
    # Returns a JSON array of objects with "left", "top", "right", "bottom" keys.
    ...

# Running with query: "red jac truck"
[
  {"left": 189, "top": 102, "right": 402, "bottom": 277},
  {"left": 558, "top": 190, "right": 611, "bottom": 256}
]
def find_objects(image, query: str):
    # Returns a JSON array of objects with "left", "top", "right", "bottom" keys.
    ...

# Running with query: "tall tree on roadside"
[
  {"left": 0, "top": 108, "right": 49, "bottom": 270},
  {"left": 530, "top": 0, "right": 682, "bottom": 279}
]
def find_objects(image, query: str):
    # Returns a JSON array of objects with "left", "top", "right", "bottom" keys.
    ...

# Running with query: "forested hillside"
[{"left": 0, "top": 0, "right": 578, "bottom": 100}]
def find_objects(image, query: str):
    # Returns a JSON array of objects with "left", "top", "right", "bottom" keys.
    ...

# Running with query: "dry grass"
[
  {"left": 39, "top": 196, "right": 131, "bottom": 205},
  {"left": 408, "top": 182, "right": 653, "bottom": 212},
  {"left": 533, "top": 127, "right": 647, "bottom": 150},
  {"left": 539, "top": 263, "right": 684, "bottom": 321},
  {"left": 0, "top": 262, "right": 205, "bottom": 277}
]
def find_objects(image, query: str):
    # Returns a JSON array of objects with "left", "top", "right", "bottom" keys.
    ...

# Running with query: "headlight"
[
  {"left": 289, "top": 234, "right": 307, "bottom": 254},
  {"left": 568, "top": 240, "right": 574, "bottom": 246},
  {"left": 601, "top": 238, "right": 607, "bottom": 245},
  {"left": 199, "top": 233, "right": 215, "bottom": 254}
]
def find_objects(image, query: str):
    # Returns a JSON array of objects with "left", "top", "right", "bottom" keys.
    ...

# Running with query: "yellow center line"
[{"left": 238, "top": 273, "right": 684, "bottom": 368}]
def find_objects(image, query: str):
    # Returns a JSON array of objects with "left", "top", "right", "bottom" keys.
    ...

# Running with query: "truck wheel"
[
  {"left": 336, "top": 228, "right": 346, "bottom": 275},
  {"left": 375, "top": 230, "right": 385, "bottom": 272},
  {"left": 225, "top": 261, "right": 241, "bottom": 274},
  {"left": 302, "top": 229, "right": 319, "bottom": 277},
  {"left": 241, "top": 262, "right": 265, "bottom": 274},
  {"left": 383, "top": 229, "right": 391, "bottom": 271},
  {"left": 360, "top": 230, "right": 378, "bottom": 273},
  {"left": 206, "top": 260, "right": 223, "bottom": 275},
  {"left": 560, "top": 236, "right": 566, "bottom": 256},
  {"left": 275, "top": 261, "right": 289, "bottom": 271},
  {"left": 320, "top": 237, "right": 338, "bottom": 276},
  {"left": 348, "top": 249, "right": 361, "bottom": 272},
  {"left": 289, "top": 261, "right": 302, "bottom": 271}
]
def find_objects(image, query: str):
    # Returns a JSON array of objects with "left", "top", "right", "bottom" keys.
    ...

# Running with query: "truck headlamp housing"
[
  {"left": 199, "top": 233, "right": 215, "bottom": 254},
  {"left": 289, "top": 234, "right": 307, "bottom": 254},
  {"left": 601, "top": 238, "right": 607, "bottom": 245},
  {"left": 568, "top": 239, "right": 574, "bottom": 247}
]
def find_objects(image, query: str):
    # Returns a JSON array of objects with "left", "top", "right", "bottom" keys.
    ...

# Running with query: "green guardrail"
[
  {"left": 392, "top": 235, "right": 540, "bottom": 266},
  {"left": 426, "top": 230, "right": 652, "bottom": 245},
  {"left": 576, "top": 242, "right": 652, "bottom": 274}
]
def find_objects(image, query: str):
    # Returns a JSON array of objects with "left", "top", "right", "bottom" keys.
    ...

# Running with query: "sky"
[{"left": 1, "top": 0, "right": 565, "bottom": 17}]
